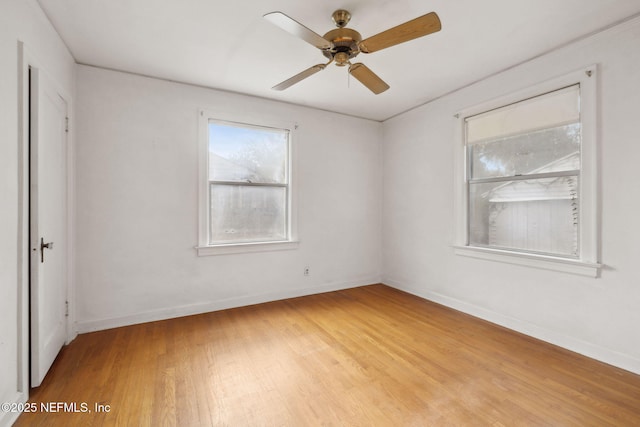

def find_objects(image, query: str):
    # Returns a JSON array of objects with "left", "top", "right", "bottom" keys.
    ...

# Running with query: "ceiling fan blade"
[
  {"left": 264, "top": 12, "right": 333, "bottom": 50},
  {"left": 348, "top": 63, "right": 389, "bottom": 94},
  {"left": 272, "top": 64, "right": 327, "bottom": 91},
  {"left": 359, "top": 12, "right": 441, "bottom": 54}
]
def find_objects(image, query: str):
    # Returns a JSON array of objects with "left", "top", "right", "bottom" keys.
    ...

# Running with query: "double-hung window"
[
  {"left": 197, "top": 112, "right": 297, "bottom": 255},
  {"left": 454, "top": 67, "right": 600, "bottom": 276},
  {"left": 467, "top": 85, "right": 580, "bottom": 256}
]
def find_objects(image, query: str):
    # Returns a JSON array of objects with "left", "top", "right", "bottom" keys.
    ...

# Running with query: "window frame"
[
  {"left": 196, "top": 109, "right": 299, "bottom": 256},
  {"left": 453, "top": 66, "right": 601, "bottom": 277}
]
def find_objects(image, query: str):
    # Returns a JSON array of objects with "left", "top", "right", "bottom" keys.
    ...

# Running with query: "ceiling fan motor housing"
[{"left": 322, "top": 28, "right": 362, "bottom": 65}]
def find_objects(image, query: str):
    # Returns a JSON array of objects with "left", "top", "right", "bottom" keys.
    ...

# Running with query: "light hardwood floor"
[{"left": 15, "top": 284, "right": 640, "bottom": 426}]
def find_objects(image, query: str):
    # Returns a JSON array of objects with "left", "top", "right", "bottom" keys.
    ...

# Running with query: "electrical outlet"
[{"left": 304, "top": 266, "right": 310, "bottom": 276}]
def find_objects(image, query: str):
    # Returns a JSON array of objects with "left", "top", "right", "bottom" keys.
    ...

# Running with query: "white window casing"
[
  {"left": 453, "top": 66, "right": 601, "bottom": 277},
  {"left": 196, "top": 109, "right": 299, "bottom": 256}
]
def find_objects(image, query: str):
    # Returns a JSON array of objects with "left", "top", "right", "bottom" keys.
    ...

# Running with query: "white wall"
[
  {"left": 382, "top": 17, "right": 640, "bottom": 374},
  {"left": 74, "top": 65, "right": 382, "bottom": 331},
  {"left": 0, "top": 0, "right": 75, "bottom": 425},
  {"left": 4, "top": 10, "right": 638, "bottom": 425}
]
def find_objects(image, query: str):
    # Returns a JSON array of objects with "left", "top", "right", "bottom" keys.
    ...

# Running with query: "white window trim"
[
  {"left": 196, "top": 109, "right": 299, "bottom": 256},
  {"left": 453, "top": 66, "right": 601, "bottom": 277}
]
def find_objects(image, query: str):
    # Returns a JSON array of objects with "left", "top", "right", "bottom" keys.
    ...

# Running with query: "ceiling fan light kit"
[{"left": 264, "top": 9, "right": 441, "bottom": 94}]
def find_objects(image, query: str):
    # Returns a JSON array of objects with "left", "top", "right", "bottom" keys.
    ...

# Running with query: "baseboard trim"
[
  {"left": 383, "top": 277, "right": 640, "bottom": 376},
  {"left": 75, "top": 276, "right": 381, "bottom": 334}
]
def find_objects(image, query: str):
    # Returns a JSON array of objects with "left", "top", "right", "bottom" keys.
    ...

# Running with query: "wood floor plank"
[{"left": 15, "top": 284, "right": 640, "bottom": 426}]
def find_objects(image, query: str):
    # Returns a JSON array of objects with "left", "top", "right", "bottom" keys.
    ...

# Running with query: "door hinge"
[
  {"left": 65, "top": 300, "right": 69, "bottom": 317},
  {"left": 65, "top": 117, "right": 69, "bottom": 133}
]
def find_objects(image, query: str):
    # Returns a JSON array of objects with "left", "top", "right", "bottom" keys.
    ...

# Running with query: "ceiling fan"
[{"left": 264, "top": 9, "right": 441, "bottom": 94}]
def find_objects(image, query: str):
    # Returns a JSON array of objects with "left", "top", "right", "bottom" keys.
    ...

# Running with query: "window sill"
[
  {"left": 196, "top": 240, "right": 299, "bottom": 256},
  {"left": 453, "top": 245, "right": 601, "bottom": 277}
]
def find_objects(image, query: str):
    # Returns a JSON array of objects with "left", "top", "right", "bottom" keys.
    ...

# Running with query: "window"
[
  {"left": 467, "top": 85, "right": 580, "bottom": 257},
  {"left": 197, "top": 112, "right": 298, "bottom": 255},
  {"left": 454, "top": 68, "right": 600, "bottom": 276}
]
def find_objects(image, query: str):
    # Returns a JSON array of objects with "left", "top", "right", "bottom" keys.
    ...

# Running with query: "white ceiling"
[{"left": 37, "top": 0, "right": 640, "bottom": 121}]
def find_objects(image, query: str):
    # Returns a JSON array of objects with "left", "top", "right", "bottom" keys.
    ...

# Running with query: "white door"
[{"left": 30, "top": 67, "right": 68, "bottom": 387}]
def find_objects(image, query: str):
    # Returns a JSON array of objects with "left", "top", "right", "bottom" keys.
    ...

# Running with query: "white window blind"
[{"left": 466, "top": 85, "right": 580, "bottom": 145}]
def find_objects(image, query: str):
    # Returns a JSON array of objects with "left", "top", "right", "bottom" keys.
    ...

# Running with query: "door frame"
[{"left": 17, "top": 41, "right": 76, "bottom": 394}]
